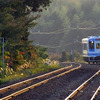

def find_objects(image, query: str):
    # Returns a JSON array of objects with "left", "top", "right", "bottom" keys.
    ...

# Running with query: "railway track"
[
  {"left": 0, "top": 63, "right": 81, "bottom": 100},
  {"left": 91, "top": 86, "right": 100, "bottom": 100},
  {"left": 65, "top": 69, "right": 100, "bottom": 100},
  {"left": 7, "top": 64, "right": 99, "bottom": 100}
]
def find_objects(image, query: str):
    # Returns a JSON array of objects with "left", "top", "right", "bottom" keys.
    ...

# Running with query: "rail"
[
  {"left": 0, "top": 65, "right": 72, "bottom": 93},
  {"left": 0, "top": 64, "right": 81, "bottom": 100},
  {"left": 90, "top": 86, "right": 100, "bottom": 100},
  {"left": 65, "top": 70, "right": 100, "bottom": 100}
]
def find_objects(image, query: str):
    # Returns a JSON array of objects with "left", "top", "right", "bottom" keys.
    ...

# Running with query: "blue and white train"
[{"left": 82, "top": 36, "right": 100, "bottom": 64}]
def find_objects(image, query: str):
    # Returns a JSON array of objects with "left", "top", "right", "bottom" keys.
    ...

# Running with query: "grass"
[{"left": 0, "top": 64, "right": 62, "bottom": 85}]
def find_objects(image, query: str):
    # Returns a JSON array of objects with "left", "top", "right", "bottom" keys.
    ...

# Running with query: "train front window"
[
  {"left": 89, "top": 41, "right": 94, "bottom": 49},
  {"left": 96, "top": 43, "right": 100, "bottom": 49}
]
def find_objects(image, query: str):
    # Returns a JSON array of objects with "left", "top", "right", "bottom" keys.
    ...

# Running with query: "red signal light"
[{"left": 95, "top": 39, "right": 100, "bottom": 41}]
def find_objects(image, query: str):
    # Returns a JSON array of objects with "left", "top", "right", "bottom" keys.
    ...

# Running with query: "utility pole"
[
  {"left": 71, "top": 39, "right": 75, "bottom": 62},
  {"left": 2, "top": 37, "right": 5, "bottom": 78}
]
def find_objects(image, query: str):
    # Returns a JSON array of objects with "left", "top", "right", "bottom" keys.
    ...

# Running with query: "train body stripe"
[{"left": 88, "top": 53, "right": 100, "bottom": 56}]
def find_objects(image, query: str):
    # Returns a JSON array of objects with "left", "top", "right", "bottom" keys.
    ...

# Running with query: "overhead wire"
[
  {"left": 31, "top": 24, "right": 100, "bottom": 34},
  {"left": 32, "top": 23, "right": 100, "bottom": 48},
  {"left": 31, "top": 27, "right": 70, "bottom": 34},
  {"left": 35, "top": 39, "right": 82, "bottom": 48},
  {"left": 37, "top": 42, "right": 73, "bottom": 48}
]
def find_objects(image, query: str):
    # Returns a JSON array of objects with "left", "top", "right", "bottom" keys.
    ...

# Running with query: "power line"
[
  {"left": 36, "top": 42, "right": 72, "bottom": 48},
  {"left": 35, "top": 40, "right": 82, "bottom": 48},
  {"left": 31, "top": 24, "right": 100, "bottom": 48},
  {"left": 71, "top": 27, "right": 100, "bottom": 30},
  {"left": 31, "top": 25, "right": 100, "bottom": 35},
  {"left": 31, "top": 27, "right": 70, "bottom": 34}
]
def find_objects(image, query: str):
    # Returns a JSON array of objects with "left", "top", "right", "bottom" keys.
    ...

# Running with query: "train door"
[
  {"left": 82, "top": 43, "right": 88, "bottom": 56},
  {"left": 82, "top": 38, "right": 88, "bottom": 57}
]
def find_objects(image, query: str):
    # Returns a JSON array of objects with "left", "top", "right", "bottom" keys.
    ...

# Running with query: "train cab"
[{"left": 82, "top": 36, "right": 100, "bottom": 64}]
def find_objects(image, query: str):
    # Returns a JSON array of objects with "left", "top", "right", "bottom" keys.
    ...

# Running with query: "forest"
[
  {"left": 29, "top": 0, "right": 100, "bottom": 53},
  {"left": 33, "top": 0, "right": 100, "bottom": 32}
]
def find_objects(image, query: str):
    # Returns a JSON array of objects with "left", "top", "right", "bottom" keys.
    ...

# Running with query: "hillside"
[
  {"left": 29, "top": 0, "right": 100, "bottom": 54},
  {"left": 29, "top": 29, "right": 100, "bottom": 54}
]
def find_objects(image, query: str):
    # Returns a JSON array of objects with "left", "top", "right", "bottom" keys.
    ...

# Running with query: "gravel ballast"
[{"left": 13, "top": 63, "right": 100, "bottom": 100}]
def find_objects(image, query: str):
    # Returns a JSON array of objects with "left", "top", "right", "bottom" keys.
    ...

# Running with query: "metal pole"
[
  {"left": 72, "top": 39, "right": 75, "bottom": 62},
  {"left": 2, "top": 37, "right": 5, "bottom": 78},
  {"left": 71, "top": 50, "right": 73, "bottom": 62}
]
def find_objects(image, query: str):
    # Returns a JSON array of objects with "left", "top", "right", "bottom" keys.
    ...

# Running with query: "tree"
[
  {"left": 91, "top": 2, "right": 100, "bottom": 22},
  {"left": 72, "top": 14, "right": 80, "bottom": 27},
  {"left": 36, "top": 46, "right": 48, "bottom": 59},
  {"left": 29, "top": 0, "right": 100, "bottom": 54},
  {"left": 0, "top": 0, "right": 51, "bottom": 39},
  {"left": 0, "top": 0, "right": 51, "bottom": 69},
  {"left": 60, "top": 51, "right": 67, "bottom": 62}
]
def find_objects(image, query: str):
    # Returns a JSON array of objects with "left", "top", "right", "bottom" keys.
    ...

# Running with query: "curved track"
[
  {"left": 9, "top": 63, "right": 100, "bottom": 100},
  {"left": 0, "top": 63, "right": 100, "bottom": 100},
  {"left": 0, "top": 63, "right": 80, "bottom": 100}
]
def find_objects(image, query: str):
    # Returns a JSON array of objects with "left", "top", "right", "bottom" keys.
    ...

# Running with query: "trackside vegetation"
[
  {"left": 0, "top": 62, "right": 62, "bottom": 84},
  {"left": 60, "top": 50, "right": 84, "bottom": 63},
  {"left": 0, "top": 0, "right": 52, "bottom": 82}
]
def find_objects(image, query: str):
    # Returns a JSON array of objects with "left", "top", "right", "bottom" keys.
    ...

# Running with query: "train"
[{"left": 82, "top": 36, "right": 100, "bottom": 64}]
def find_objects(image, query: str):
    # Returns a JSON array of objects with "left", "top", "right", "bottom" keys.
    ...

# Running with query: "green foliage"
[
  {"left": 74, "top": 51, "right": 83, "bottom": 62},
  {"left": 0, "top": 63, "right": 62, "bottom": 84},
  {"left": 91, "top": 2, "right": 100, "bottom": 21},
  {"left": 72, "top": 14, "right": 80, "bottom": 27},
  {"left": 60, "top": 51, "right": 67, "bottom": 62},
  {"left": 60, "top": 50, "right": 83, "bottom": 62},
  {"left": 30, "top": 0, "right": 100, "bottom": 54},
  {"left": 0, "top": 0, "right": 51, "bottom": 77},
  {"left": 33, "top": 0, "right": 100, "bottom": 32},
  {"left": 36, "top": 46, "right": 48, "bottom": 59}
]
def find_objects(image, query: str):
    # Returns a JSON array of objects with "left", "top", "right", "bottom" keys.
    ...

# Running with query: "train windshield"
[{"left": 89, "top": 41, "right": 94, "bottom": 49}]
